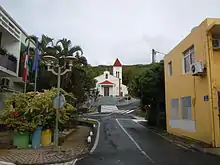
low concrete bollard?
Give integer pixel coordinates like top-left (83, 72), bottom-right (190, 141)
top-left (87, 136), bottom-right (91, 143)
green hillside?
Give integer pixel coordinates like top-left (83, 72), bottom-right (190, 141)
top-left (91, 64), bottom-right (151, 86)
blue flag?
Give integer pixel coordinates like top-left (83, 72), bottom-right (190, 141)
top-left (32, 40), bottom-right (40, 72)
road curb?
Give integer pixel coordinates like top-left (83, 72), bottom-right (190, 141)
top-left (90, 120), bottom-right (100, 154)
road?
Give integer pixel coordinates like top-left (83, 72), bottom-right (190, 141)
top-left (76, 112), bottom-right (220, 165)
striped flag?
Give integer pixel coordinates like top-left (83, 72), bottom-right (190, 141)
top-left (22, 48), bottom-right (29, 82)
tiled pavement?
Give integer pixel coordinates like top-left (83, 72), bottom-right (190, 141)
top-left (0, 159), bottom-right (77, 165)
top-left (0, 127), bottom-right (90, 165)
top-left (0, 147), bottom-right (86, 165)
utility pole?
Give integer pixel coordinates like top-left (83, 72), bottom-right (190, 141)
top-left (152, 49), bottom-right (156, 63)
top-left (152, 49), bottom-right (166, 63)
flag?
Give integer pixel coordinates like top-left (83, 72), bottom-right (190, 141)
top-left (22, 48), bottom-right (29, 82)
top-left (32, 40), bottom-right (40, 72)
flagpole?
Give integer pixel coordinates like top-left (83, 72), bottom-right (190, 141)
top-left (24, 81), bottom-right (27, 93)
top-left (34, 69), bottom-right (37, 92)
top-left (33, 39), bottom-right (39, 92)
top-left (24, 42), bottom-right (30, 93)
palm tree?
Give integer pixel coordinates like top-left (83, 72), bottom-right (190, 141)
top-left (24, 35), bottom-right (95, 104)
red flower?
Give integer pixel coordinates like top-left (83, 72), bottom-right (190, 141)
top-left (12, 111), bottom-right (19, 117)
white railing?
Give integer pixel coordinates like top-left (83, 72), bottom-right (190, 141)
top-left (0, 11), bottom-right (21, 40)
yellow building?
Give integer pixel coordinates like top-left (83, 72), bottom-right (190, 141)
top-left (164, 18), bottom-right (220, 147)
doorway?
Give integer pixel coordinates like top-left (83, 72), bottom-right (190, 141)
top-left (104, 87), bottom-right (109, 96)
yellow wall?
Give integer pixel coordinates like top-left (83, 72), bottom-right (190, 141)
top-left (164, 19), bottom-right (213, 144)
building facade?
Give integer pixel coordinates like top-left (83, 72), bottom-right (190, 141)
top-left (164, 18), bottom-right (220, 147)
top-left (0, 6), bottom-right (34, 110)
top-left (94, 58), bottom-right (128, 97)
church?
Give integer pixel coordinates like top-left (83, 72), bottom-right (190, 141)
top-left (94, 59), bottom-right (128, 97)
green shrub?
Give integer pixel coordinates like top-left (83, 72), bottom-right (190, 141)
top-left (1, 88), bottom-right (76, 132)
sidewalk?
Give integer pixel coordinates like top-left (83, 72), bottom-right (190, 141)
top-left (0, 126), bottom-right (90, 165)
top-left (138, 121), bottom-right (220, 156)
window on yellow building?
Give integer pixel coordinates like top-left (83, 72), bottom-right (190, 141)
top-left (168, 61), bottom-right (172, 76)
top-left (181, 96), bottom-right (192, 120)
top-left (171, 99), bottom-right (179, 119)
top-left (183, 46), bottom-right (195, 73)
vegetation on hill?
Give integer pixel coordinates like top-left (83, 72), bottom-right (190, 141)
top-left (91, 64), bottom-right (150, 86)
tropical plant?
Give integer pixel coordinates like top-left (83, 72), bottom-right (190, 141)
top-left (1, 92), bottom-right (39, 132)
top-left (1, 88), bottom-right (76, 132)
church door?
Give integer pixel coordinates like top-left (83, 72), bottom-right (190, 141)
top-left (104, 87), bottom-right (109, 96)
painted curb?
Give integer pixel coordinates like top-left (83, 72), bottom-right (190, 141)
top-left (90, 120), bottom-right (100, 154)
top-left (0, 161), bottom-right (15, 165)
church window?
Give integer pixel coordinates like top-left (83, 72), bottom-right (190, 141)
top-left (116, 71), bottom-right (120, 78)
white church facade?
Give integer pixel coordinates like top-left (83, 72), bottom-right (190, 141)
top-left (94, 59), bottom-right (128, 97)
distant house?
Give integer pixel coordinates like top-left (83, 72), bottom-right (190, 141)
top-left (164, 18), bottom-right (220, 147)
top-left (94, 58), bottom-right (128, 97)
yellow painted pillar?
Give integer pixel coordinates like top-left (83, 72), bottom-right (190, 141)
top-left (206, 32), bottom-right (220, 147)
top-left (206, 33), bottom-right (216, 147)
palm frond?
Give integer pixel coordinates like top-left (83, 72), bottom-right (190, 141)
top-left (25, 35), bottom-right (38, 45)
top-left (69, 46), bottom-right (83, 56)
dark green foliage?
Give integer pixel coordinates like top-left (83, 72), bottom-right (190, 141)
top-left (129, 61), bottom-right (166, 128)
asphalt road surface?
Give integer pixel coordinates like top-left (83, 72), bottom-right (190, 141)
top-left (76, 112), bottom-right (220, 165)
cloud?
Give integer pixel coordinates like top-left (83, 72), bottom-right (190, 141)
top-left (1, 0), bottom-right (220, 66)
top-left (111, 34), bottom-right (175, 65)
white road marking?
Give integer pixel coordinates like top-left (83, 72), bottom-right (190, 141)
top-left (132, 119), bottom-right (146, 123)
top-left (90, 120), bottom-right (101, 153)
top-left (116, 119), bottom-right (154, 164)
top-left (126, 110), bottom-right (135, 114)
top-left (88, 112), bottom-right (113, 117)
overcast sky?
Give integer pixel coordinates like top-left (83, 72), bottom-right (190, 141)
top-left (1, 0), bottom-right (220, 65)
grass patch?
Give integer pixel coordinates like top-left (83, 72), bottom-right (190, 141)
top-left (135, 110), bottom-right (146, 117)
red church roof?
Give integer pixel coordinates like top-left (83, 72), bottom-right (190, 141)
top-left (113, 58), bottom-right (122, 67)
top-left (100, 80), bottom-right (114, 85)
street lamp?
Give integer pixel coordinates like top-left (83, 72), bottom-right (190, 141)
top-left (43, 54), bottom-right (74, 147)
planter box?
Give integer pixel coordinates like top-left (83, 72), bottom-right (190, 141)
top-left (0, 54), bottom-right (17, 73)
top-left (0, 54), bottom-right (8, 68)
